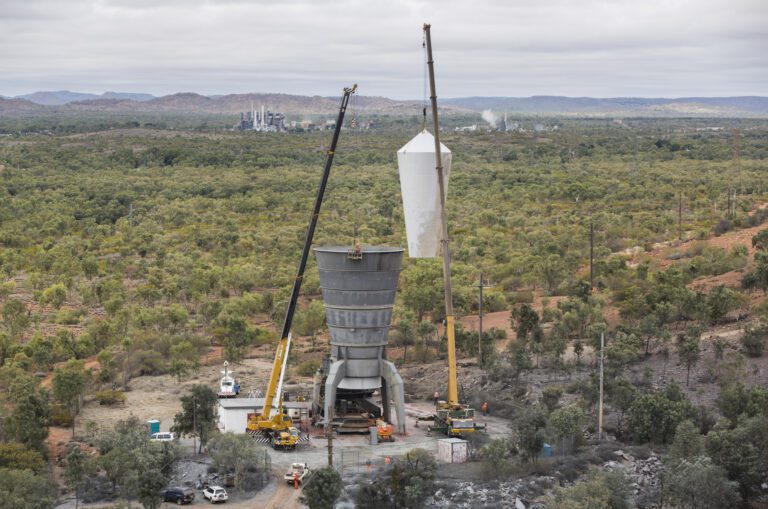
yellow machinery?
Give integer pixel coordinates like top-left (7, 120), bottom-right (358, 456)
top-left (376, 420), bottom-right (395, 442)
top-left (271, 427), bottom-right (300, 450)
top-left (422, 24), bottom-right (485, 437)
top-left (245, 85), bottom-right (357, 446)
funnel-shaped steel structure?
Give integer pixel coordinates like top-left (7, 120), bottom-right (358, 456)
top-left (314, 246), bottom-right (406, 433)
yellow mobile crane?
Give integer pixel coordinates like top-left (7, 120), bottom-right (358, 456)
top-left (422, 24), bottom-right (485, 437)
top-left (246, 84), bottom-right (358, 447)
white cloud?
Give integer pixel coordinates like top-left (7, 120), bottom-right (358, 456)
top-left (0, 0), bottom-right (766, 97)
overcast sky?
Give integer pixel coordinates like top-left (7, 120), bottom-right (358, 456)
top-left (1, 0), bottom-right (766, 98)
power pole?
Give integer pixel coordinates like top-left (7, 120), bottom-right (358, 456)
top-left (589, 212), bottom-right (594, 290)
top-left (476, 273), bottom-right (492, 364)
top-left (326, 407), bottom-right (334, 467)
top-left (598, 332), bottom-right (605, 441)
top-left (678, 191), bottom-right (682, 241)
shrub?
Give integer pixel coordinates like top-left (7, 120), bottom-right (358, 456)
top-left (296, 360), bottom-right (319, 377)
top-left (713, 219), bottom-right (732, 236)
top-left (507, 290), bottom-right (534, 305)
top-left (51, 404), bottom-right (74, 427)
top-left (741, 325), bottom-right (765, 357)
top-left (95, 389), bottom-right (127, 406)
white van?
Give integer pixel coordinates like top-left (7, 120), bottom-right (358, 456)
top-left (150, 432), bottom-right (176, 441)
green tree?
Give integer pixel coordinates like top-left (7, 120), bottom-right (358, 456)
top-left (3, 386), bottom-right (50, 452)
top-left (215, 309), bottom-right (256, 362)
top-left (397, 316), bottom-right (418, 365)
top-left (0, 468), bottom-right (57, 509)
top-left (668, 420), bottom-right (703, 463)
top-left (401, 261), bottom-right (443, 321)
top-left (168, 340), bottom-right (199, 382)
top-left (664, 456), bottom-right (740, 509)
top-left (137, 467), bottom-right (167, 509)
top-left (52, 359), bottom-right (88, 437)
top-left (549, 405), bottom-right (584, 455)
top-left (294, 300), bottom-right (326, 349)
top-left (390, 448), bottom-right (438, 509)
top-left (627, 383), bottom-right (692, 444)
top-left (607, 377), bottom-right (637, 436)
top-left (64, 445), bottom-right (93, 509)
top-left (705, 285), bottom-right (739, 324)
top-left (41, 283), bottom-right (67, 309)
top-left (206, 433), bottom-right (269, 491)
top-left (740, 323), bottom-right (765, 357)
top-left (751, 229), bottom-right (768, 251)
top-left (537, 254), bottom-right (567, 295)
top-left (508, 341), bottom-right (533, 384)
top-left (100, 447), bottom-right (135, 492)
top-left (510, 303), bottom-right (540, 342)
top-left (300, 466), bottom-right (343, 509)
top-left (515, 408), bottom-right (547, 463)
top-left (2, 298), bottom-right (30, 340)
top-left (171, 384), bottom-right (218, 453)
top-left (706, 425), bottom-right (761, 501)
top-left (677, 326), bottom-right (702, 385)
top-left (478, 437), bottom-right (516, 477)
top-left (541, 386), bottom-right (563, 414)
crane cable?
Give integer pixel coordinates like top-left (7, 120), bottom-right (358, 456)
top-left (422, 31), bottom-right (428, 131)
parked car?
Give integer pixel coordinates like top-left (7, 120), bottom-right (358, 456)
top-left (203, 485), bottom-right (228, 503)
top-left (162, 486), bottom-right (195, 505)
top-left (150, 432), bottom-right (175, 441)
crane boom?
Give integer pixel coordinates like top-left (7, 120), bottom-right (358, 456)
top-left (252, 84), bottom-right (357, 431)
top-left (423, 24), bottom-right (458, 406)
top-left (421, 24), bottom-right (485, 437)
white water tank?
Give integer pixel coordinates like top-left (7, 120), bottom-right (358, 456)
top-left (396, 130), bottom-right (452, 258)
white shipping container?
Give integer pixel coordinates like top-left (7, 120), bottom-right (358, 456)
top-left (437, 438), bottom-right (468, 463)
top-left (397, 130), bottom-right (452, 258)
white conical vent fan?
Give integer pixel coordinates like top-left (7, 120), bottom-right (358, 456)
top-left (396, 129), bottom-right (452, 258)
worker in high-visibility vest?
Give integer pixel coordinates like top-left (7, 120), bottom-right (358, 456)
top-left (294, 472), bottom-right (299, 490)
top-left (481, 401), bottom-right (489, 416)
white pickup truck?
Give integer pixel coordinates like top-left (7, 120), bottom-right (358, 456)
top-left (284, 462), bottom-right (310, 485)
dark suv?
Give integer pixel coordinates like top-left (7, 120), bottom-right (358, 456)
top-left (162, 486), bottom-right (195, 505)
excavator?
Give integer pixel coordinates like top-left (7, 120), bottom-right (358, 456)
top-left (246, 84), bottom-right (357, 448)
top-left (420, 24), bottom-right (485, 438)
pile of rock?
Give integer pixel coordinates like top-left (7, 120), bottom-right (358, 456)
top-left (602, 449), bottom-right (663, 505)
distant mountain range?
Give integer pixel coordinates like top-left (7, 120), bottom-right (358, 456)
top-left (12, 90), bottom-right (155, 106)
top-left (441, 96), bottom-right (768, 116)
top-left (1, 90), bottom-right (767, 117)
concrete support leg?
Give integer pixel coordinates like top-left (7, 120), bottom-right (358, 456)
top-left (323, 360), bottom-right (346, 430)
top-left (380, 360), bottom-right (406, 434)
top-left (311, 370), bottom-right (323, 420)
top-left (380, 379), bottom-right (391, 424)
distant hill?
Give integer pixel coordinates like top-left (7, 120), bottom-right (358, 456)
top-left (441, 96), bottom-right (768, 116)
top-left (20, 91), bottom-right (442, 116)
top-left (16, 90), bottom-right (155, 105)
top-left (3, 90), bottom-right (767, 117)
top-left (0, 97), bottom-right (46, 113)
